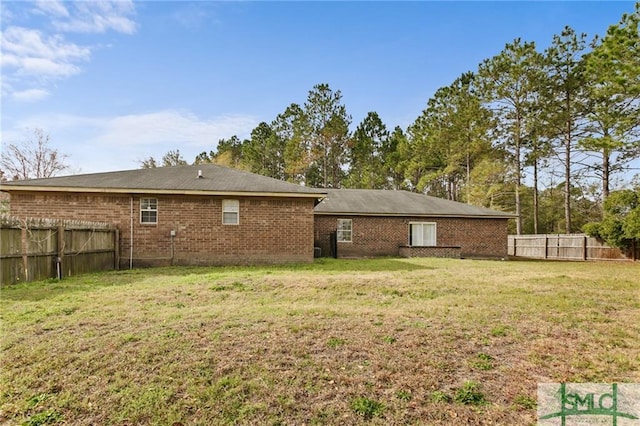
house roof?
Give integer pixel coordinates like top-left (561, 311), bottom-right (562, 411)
top-left (0, 164), bottom-right (326, 198)
top-left (314, 189), bottom-right (517, 218)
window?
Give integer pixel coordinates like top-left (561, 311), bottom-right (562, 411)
top-left (222, 199), bottom-right (239, 225)
top-left (337, 219), bottom-right (352, 242)
top-left (409, 222), bottom-right (436, 246)
top-left (140, 198), bottom-right (158, 224)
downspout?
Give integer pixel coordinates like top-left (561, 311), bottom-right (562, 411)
top-left (130, 196), bottom-right (134, 269)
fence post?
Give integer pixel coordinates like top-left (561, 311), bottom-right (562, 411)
top-left (544, 235), bottom-right (548, 259)
top-left (114, 229), bottom-right (120, 270)
top-left (57, 225), bottom-right (65, 279)
top-left (21, 226), bottom-right (28, 282)
top-left (583, 235), bottom-right (588, 261)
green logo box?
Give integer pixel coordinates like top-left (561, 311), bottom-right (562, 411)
top-left (538, 383), bottom-right (640, 425)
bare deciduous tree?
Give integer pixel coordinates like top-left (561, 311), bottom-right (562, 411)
top-left (1, 128), bottom-right (69, 180)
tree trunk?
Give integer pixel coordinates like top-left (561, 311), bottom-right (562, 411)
top-left (466, 151), bottom-right (471, 203)
top-left (564, 126), bottom-right (572, 234)
top-left (514, 115), bottom-right (523, 235)
top-left (602, 147), bottom-right (610, 199)
top-left (533, 158), bottom-right (539, 234)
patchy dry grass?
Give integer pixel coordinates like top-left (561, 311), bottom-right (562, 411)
top-left (1, 258), bottom-right (638, 425)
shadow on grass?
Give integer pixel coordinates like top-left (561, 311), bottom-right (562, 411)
top-left (1, 257), bottom-right (433, 302)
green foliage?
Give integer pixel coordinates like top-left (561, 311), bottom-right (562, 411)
top-left (624, 207), bottom-right (640, 240)
top-left (471, 353), bottom-right (494, 370)
top-left (351, 396), bottom-right (385, 419)
top-left (212, 136), bottom-right (246, 169)
top-left (490, 325), bottom-right (509, 337)
top-left (582, 222), bottom-right (602, 239)
top-left (382, 336), bottom-right (397, 344)
top-left (582, 3), bottom-right (640, 197)
top-left (243, 122), bottom-right (286, 180)
top-left (383, 126), bottom-right (410, 190)
top-left (454, 381), bottom-right (486, 405)
top-left (477, 38), bottom-right (546, 232)
top-left (274, 103), bottom-right (310, 183)
top-left (584, 189), bottom-right (640, 248)
top-left (344, 112), bottom-right (389, 189)
top-left (22, 409), bottom-right (62, 426)
top-left (543, 26), bottom-right (589, 233)
top-left (513, 394), bottom-right (537, 410)
top-left (326, 337), bottom-right (346, 348)
top-left (139, 156), bottom-right (158, 168)
top-left (26, 393), bottom-right (49, 409)
top-left (303, 83), bottom-right (352, 188)
top-left (430, 391), bottom-right (452, 403)
top-left (161, 149), bottom-right (187, 167)
top-left (395, 390), bottom-right (412, 401)
top-left (407, 72), bottom-right (495, 200)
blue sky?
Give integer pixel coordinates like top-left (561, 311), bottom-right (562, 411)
top-left (1, 1), bottom-right (637, 176)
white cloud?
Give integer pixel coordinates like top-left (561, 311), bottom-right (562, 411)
top-left (53, 1), bottom-right (137, 34)
top-left (1, 26), bottom-right (90, 79)
top-left (12, 88), bottom-right (50, 102)
top-left (3, 110), bottom-right (260, 173)
top-left (0, 1), bottom-right (137, 102)
top-left (94, 111), bottom-right (257, 147)
top-left (33, 0), bottom-right (69, 18)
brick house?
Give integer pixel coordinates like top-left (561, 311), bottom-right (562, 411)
top-left (1, 165), bottom-right (326, 268)
top-left (314, 189), bottom-right (516, 259)
top-left (1, 166), bottom-right (515, 266)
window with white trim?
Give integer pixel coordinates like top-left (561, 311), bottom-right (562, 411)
top-left (337, 219), bottom-right (352, 242)
top-left (409, 222), bottom-right (436, 246)
top-left (222, 199), bottom-right (239, 225)
top-left (140, 198), bottom-right (158, 224)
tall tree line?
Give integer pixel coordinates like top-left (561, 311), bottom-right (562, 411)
top-left (152, 4), bottom-right (639, 234)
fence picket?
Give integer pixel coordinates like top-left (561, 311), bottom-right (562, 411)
top-left (0, 215), bottom-right (117, 285)
top-left (508, 234), bottom-right (638, 261)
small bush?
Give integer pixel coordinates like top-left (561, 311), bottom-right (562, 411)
top-left (513, 394), bottom-right (536, 410)
top-left (471, 353), bottom-right (494, 370)
top-left (23, 409), bottom-right (62, 426)
top-left (351, 396), bottom-right (384, 420)
top-left (430, 390), bottom-right (451, 403)
top-left (454, 381), bottom-right (486, 405)
top-left (395, 390), bottom-right (412, 401)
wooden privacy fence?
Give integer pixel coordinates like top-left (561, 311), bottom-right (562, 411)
top-left (1, 216), bottom-right (119, 285)
top-left (508, 234), bottom-right (639, 261)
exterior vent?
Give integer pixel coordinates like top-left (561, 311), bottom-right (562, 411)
top-left (197, 169), bottom-right (203, 178)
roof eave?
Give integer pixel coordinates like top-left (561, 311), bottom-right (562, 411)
top-left (313, 211), bottom-right (517, 219)
top-left (1, 185), bottom-right (326, 198)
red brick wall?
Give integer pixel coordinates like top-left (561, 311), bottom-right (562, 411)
top-left (9, 192), bottom-right (316, 267)
top-left (314, 215), bottom-right (509, 259)
top-left (398, 246), bottom-right (462, 259)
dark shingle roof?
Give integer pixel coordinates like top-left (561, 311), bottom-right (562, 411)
top-left (0, 164), bottom-right (325, 197)
top-left (314, 189), bottom-right (516, 218)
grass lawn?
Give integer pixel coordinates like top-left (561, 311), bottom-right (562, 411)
top-left (1, 258), bottom-right (638, 425)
